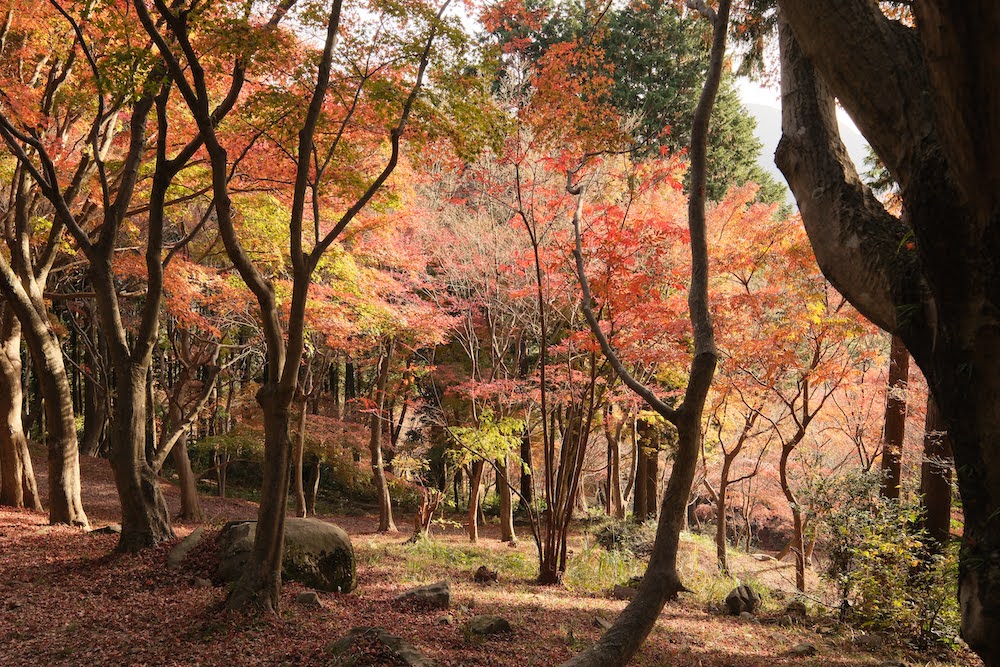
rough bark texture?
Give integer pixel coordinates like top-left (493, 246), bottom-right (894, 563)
top-left (920, 394), bottom-right (953, 551)
top-left (108, 371), bottom-right (174, 552)
top-left (497, 457), bottom-right (515, 543)
top-left (880, 335), bottom-right (909, 499)
top-left (0, 311), bottom-right (41, 511)
top-left (371, 342), bottom-right (396, 534)
top-left (774, 3), bottom-right (1000, 661)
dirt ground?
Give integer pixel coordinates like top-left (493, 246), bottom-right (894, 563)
top-left (0, 447), bottom-right (979, 666)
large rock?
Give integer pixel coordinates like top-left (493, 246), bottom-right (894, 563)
top-left (725, 584), bottom-right (761, 615)
top-left (394, 581), bottom-right (450, 609)
top-left (327, 627), bottom-right (433, 667)
top-left (216, 518), bottom-right (356, 593)
top-left (466, 615), bottom-right (512, 636)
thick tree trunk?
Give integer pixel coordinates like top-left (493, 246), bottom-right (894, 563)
top-left (919, 394), bottom-right (952, 550)
top-left (108, 371), bottom-right (174, 551)
top-left (633, 419), bottom-right (652, 520)
top-left (32, 326), bottom-right (88, 527)
top-left (0, 314), bottom-right (41, 511)
top-left (227, 384), bottom-right (294, 612)
top-left (497, 457), bottom-right (515, 543)
top-left (880, 335), bottom-right (909, 499)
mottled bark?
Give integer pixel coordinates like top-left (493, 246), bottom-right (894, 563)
top-left (774, 4), bottom-right (1000, 660)
top-left (880, 335), bottom-right (909, 499)
top-left (0, 311), bottom-right (41, 511)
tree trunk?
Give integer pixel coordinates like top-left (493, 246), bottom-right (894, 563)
top-left (779, 443), bottom-right (806, 592)
top-left (715, 458), bottom-right (732, 574)
top-left (467, 460), bottom-right (484, 543)
top-left (498, 457), bottom-right (515, 543)
top-left (633, 418), bottom-right (652, 520)
top-left (0, 312), bottom-right (42, 511)
top-left (226, 384), bottom-right (294, 612)
top-left (919, 393), bottom-right (952, 551)
top-left (371, 342), bottom-right (396, 533)
top-left (170, 398), bottom-right (203, 523)
top-left (293, 398), bottom-right (307, 518)
top-left (644, 436), bottom-right (658, 520)
top-left (31, 324), bottom-right (88, 527)
top-left (108, 370), bottom-right (174, 551)
top-left (304, 454), bottom-right (320, 516)
top-left (518, 426), bottom-right (533, 507)
top-left (880, 335), bottom-right (909, 499)
top-left (604, 412), bottom-right (625, 520)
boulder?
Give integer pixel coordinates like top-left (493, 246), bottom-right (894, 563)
top-left (789, 643), bottom-right (817, 657)
top-left (466, 615), bottom-right (512, 636)
top-left (611, 584), bottom-right (637, 600)
top-left (216, 518), bottom-right (356, 593)
top-left (167, 527), bottom-right (204, 568)
top-left (327, 627), bottom-right (433, 667)
top-left (89, 524), bottom-right (121, 536)
top-left (725, 584), bottom-right (761, 615)
top-left (473, 566), bottom-right (498, 585)
top-left (394, 581), bottom-right (450, 609)
top-left (296, 591), bottom-right (322, 607)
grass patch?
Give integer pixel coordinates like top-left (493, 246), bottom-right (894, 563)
top-left (397, 537), bottom-right (534, 583)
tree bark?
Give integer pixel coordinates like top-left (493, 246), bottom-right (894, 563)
top-left (773, 6), bottom-right (1000, 659)
top-left (919, 393), bottom-right (952, 551)
top-left (108, 370), bottom-right (174, 551)
top-left (497, 457), bottom-right (515, 542)
top-left (467, 460), bottom-right (484, 543)
top-left (170, 399), bottom-right (203, 523)
top-left (0, 310), bottom-right (42, 511)
top-left (880, 335), bottom-right (909, 499)
top-left (371, 340), bottom-right (397, 533)
top-left (293, 397), bottom-right (307, 518)
top-left (562, 1), bottom-right (725, 661)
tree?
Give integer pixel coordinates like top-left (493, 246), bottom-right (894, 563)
top-left (773, 2), bottom-right (1000, 660)
top-left (563, 1), bottom-right (728, 663)
top-left (135, 0), bottom-right (455, 610)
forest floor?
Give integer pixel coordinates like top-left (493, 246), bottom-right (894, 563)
top-left (0, 448), bottom-right (979, 667)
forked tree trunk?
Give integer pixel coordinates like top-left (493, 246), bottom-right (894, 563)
top-left (498, 457), bottom-right (515, 543)
top-left (0, 313), bottom-right (41, 511)
top-left (108, 371), bottom-right (174, 552)
top-left (880, 335), bottom-right (909, 499)
top-left (467, 460), bottom-right (484, 543)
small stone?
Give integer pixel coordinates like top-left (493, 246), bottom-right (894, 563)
top-left (89, 524), bottom-right (122, 535)
top-left (193, 577), bottom-right (212, 588)
top-left (777, 614), bottom-right (795, 627)
top-left (789, 642), bottom-right (817, 657)
top-left (327, 627), bottom-right (433, 666)
top-left (784, 600), bottom-right (807, 618)
top-left (739, 611), bottom-right (755, 621)
top-left (594, 616), bottom-right (613, 630)
top-left (395, 581), bottom-right (450, 609)
top-left (473, 566), bottom-right (498, 585)
top-left (612, 584), bottom-right (637, 600)
top-left (855, 633), bottom-right (883, 650)
top-left (436, 614), bottom-right (455, 626)
top-left (457, 604), bottom-right (471, 614)
top-left (296, 591), bottom-right (322, 607)
top-left (467, 615), bottom-right (512, 636)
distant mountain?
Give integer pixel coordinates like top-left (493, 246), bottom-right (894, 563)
top-left (744, 102), bottom-right (871, 204)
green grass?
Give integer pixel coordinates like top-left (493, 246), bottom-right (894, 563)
top-left (396, 537), bottom-right (535, 583)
